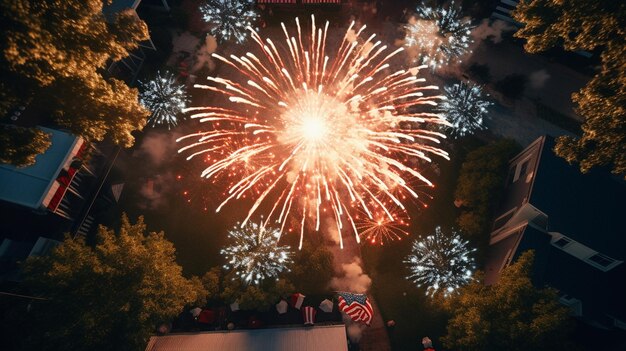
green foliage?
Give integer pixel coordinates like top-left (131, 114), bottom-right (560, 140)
top-left (0, 126), bottom-right (51, 166)
top-left (455, 139), bottom-right (520, 241)
top-left (513, 0), bottom-right (626, 177)
top-left (442, 251), bottom-right (575, 351)
top-left (0, 0), bottom-right (150, 166)
top-left (18, 214), bottom-right (205, 351)
top-left (221, 271), bottom-right (294, 311)
top-left (201, 266), bottom-right (222, 298)
top-left (288, 244), bottom-right (334, 294)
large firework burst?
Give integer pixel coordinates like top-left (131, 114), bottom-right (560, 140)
top-left (405, 1), bottom-right (473, 69)
top-left (437, 81), bottom-right (492, 138)
top-left (178, 16), bottom-right (450, 249)
top-left (404, 226), bottom-right (475, 297)
top-left (139, 71), bottom-right (188, 129)
top-left (200, 0), bottom-right (258, 43)
top-left (221, 221), bottom-right (293, 285)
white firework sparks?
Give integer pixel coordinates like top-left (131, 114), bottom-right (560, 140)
top-left (221, 221), bottom-right (293, 285)
top-left (404, 226), bottom-right (475, 297)
top-left (405, 1), bottom-right (473, 69)
top-left (200, 0), bottom-right (258, 43)
top-left (178, 16), bottom-right (450, 249)
top-left (438, 81), bottom-right (492, 138)
top-left (139, 71), bottom-right (188, 129)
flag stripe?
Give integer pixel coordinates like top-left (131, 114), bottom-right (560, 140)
top-left (337, 292), bottom-right (373, 325)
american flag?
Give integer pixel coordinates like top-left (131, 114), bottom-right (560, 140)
top-left (337, 292), bottom-right (373, 325)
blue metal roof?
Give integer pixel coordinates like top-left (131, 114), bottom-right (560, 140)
top-left (102, 0), bottom-right (141, 20)
top-left (0, 127), bottom-right (79, 209)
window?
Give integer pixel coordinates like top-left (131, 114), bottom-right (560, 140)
top-left (588, 253), bottom-right (615, 267)
top-left (513, 158), bottom-right (531, 182)
top-left (519, 160), bottom-right (529, 177)
top-left (493, 210), bottom-right (516, 230)
top-left (553, 237), bottom-right (572, 248)
top-left (506, 167), bottom-right (515, 185)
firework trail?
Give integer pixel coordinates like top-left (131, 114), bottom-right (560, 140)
top-left (178, 16), bottom-right (450, 248)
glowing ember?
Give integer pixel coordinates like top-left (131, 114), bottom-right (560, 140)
top-left (178, 16), bottom-right (450, 248)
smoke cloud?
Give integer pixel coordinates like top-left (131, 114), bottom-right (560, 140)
top-left (192, 34), bottom-right (218, 73)
top-left (345, 315), bottom-right (367, 343)
top-left (471, 19), bottom-right (514, 45)
top-left (138, 171), bottom-right (175, 210)
top-left (136, 130), bottom-right (182, 167)
top-left (529, 69), bottom-right (550, 90)
top-left (331, 257), bottom-right (372, 294)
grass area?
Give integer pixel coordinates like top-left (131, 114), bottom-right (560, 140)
top-left (361, 137), bottom-right (485, 350)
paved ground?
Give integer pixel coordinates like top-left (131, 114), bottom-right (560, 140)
top-left (467, 41), bottom-right (590, 121)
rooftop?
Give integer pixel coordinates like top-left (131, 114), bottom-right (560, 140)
top-left (0, 127), bottom-right (80, 209)
top-left (145, 324), bottom-right (348, 351)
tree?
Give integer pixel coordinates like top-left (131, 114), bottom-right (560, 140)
top-left (0, 126), bottom-right (51, 166)
top-left (201, 266), bottom-right (222, 298)
top-left (17, 214), bottom-right (206, 351)
top-left (221, 271), bottom-right (294, 311)
top-left (442, 251), bottom-right (575, 351)
top-left (288, 244), bottom-right (334, 294)
top-left (455, 139), bottom-right (520, 242)
top-left (513, 0), bottom-right (626, 177)
top-left (0, 0), bottom-right (150, 166)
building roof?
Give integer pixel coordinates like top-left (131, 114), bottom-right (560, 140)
top-left (529, 137), bottom-right (626, 258)
top-left (486, 135), bottom-right (626, 326)
top-left (145, 325), bottom-right (348, 351)
top-left (102, 0), bottom-right (141, 18)
top-left (0, 127), bottom-right (79, 209)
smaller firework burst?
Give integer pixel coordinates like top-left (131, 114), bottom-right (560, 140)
top-left (221, 221), bottom-right (293, 285)
top-left (354, 201), bottom-right (410, 246)
top-left (438, 81), bottom-right (492, 138)
top-left (200, 0), bottom-right (258, 43)
top-left (405, 1), bottom-right (473, 69)
top-left (139, 71), bottom-right (188, 129)
top-left (404, 226), bottom-right (475, 297)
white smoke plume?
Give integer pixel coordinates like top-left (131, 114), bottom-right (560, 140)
top-left (345, 316), bottom-right (367, 343)
top-left (331, 257), bottom-right (372, 294)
